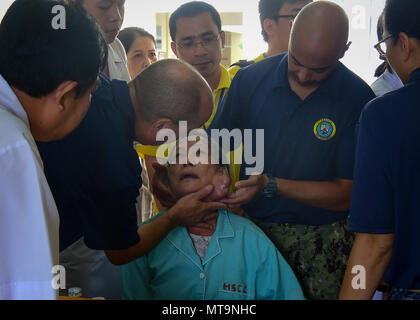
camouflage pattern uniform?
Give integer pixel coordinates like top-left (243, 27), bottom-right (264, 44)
top-left (253, 218), bottom-right (354, 300)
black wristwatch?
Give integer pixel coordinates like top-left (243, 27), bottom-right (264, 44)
top-left (261, 173), bottom-right (277, 198)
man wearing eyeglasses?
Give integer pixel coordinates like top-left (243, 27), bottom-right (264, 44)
top-left (168, 1), bottom-right (231, 130)
top-left (340, 0), bottom-right (420, 300)
top-left (260, 0), bottom-right (312, 58)
top-left (209, 1), bottom-right (375, 300)
top-left (137, 2), bottom-right (237, 207)
top-left (370, 12), bottom-right (403, 98)
top-left (230, 0), bottom-right (311, 78)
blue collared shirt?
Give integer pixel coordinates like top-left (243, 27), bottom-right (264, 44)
top-left (210, 53), bottom-right (375, 225)
top-left (37, 75), bottom-right (141, 251)
top-left (349, 68), bottom-right (420, 290)
top-left (121, 210), bottom-right (305, 300)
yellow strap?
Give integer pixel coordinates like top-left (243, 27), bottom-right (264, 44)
top-left (409, 289), bottom-right (420, 293)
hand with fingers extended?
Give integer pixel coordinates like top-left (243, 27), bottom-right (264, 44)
top-left (167, 184), bottom-right (227, 229)
top-left (221, 174), bottom-right (269, 208)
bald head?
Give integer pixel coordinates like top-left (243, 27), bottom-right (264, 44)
top-left (130, 59), bottom-right (212, 122)
top-left (290, 1), bottom-right (349, 64)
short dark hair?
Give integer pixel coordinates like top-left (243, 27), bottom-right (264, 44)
top-left (259, 0), bottom-right (309, 42)
top-left (131, 59), bottom-right (204, 122)
top-left (385, 0), bottom-right (420, 43)
top-left (169, 1), bottom-right (221, 42)
top-left (0, 0), bottom-right (107, 98)
top-left (118, 27), bottom-right (156, 54)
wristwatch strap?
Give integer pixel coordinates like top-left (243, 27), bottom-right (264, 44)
top-left (261, 173), bottom-right (277, 198)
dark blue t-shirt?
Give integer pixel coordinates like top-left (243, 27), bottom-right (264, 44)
top-left (210, 53), bottom-right (375, 225)
top-left (38, 75), bottom-right (141, 251)
top-left (349, 68), bottom-right (420, 290)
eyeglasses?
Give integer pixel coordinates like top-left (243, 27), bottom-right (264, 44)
top-left (273, 14), bottom-right (298, 21)
top-left (175, 34), bottom-right (221, 50)
top-left (374, 34), bottom-right (394, 59)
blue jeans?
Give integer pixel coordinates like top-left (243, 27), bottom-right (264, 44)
top-left (388, 288), bottom-right (420, 300)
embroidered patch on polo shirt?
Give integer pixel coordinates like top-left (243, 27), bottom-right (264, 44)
top-left (314, 118), bottom-right (336, 141)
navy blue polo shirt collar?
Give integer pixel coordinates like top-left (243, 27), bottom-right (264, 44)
top-left (272, 53), bottom-right (343, 99)
top-left (408, 67), bottom-right (420, 83)
top-left (272, 54), bottom-right (290, 89)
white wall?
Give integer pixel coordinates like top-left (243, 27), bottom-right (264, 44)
top-left (0, 0), bottom-right (15, 20)
top-left (1, 0), bottom-right (387, 84)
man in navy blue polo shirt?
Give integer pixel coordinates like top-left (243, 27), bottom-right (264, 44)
top-left (209, 1), bottom-right (375, 299)
top-left (37, 59), bottom-right (223, 299)
top-left (340, 0), bottom-right (420, 300)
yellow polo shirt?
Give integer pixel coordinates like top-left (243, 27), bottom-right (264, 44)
top-left (203, 65), bottom-right (233, 129)
top-left (228, 53), bottom-right (266, 79)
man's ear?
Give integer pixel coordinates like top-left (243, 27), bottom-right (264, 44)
top-left (150, 118), bottom-right (176, 141)
top-left (399, 32), bottom-right (412, 62)
top-left (220, 31), bottom-right (226, 49)
top-left (171, 42), bottom-right (179, 58)
top-left (339, 41), bottom-right (352, 59)
top-left (54, 81), bottom-right (79, 112)
top-left (263, 18), bottom-right (274, 38)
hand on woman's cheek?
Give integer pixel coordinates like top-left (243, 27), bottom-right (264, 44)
top-left (204, 168), bottom-right (231, 202)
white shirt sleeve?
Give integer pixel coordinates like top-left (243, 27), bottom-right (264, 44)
top-left (0, 139), bottom-right (59, 300)
top-left (108, 38), bottom-right (131, 82)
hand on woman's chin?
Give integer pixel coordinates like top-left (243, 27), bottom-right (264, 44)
top-left (203, 183), bottom-right (230, 202)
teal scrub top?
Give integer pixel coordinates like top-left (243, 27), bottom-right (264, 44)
top-left (122, 210), bottom-right (305, 300)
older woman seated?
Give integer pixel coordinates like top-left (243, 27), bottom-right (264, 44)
top-left (121, 133), bottom-right (305, 300)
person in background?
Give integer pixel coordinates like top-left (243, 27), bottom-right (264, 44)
top-left (229, 0), bottom-right (312, 76)
top-left (122, 134), bottom-right (305, 300)
top-left (371, 11), bottom-right (403, 97)
top-left (74, 0), bottom-right (130, 81)
top-left (340, 0), bottom-right (420, 300)
top-left (208, 1), bottom-right (375, 300)
top-left (118, 27), bottom-right (158, 80)
top-left (139, 1), bottom-right (238, 210)
top-left (0, 0), bottom-right (106, 300)
top-left (170, 1), bottom-right (231, 125)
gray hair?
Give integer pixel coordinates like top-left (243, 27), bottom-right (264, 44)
top-left (167, 129), bottom-right (229, 168)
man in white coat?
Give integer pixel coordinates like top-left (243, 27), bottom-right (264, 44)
top-left (0, 0), bottom-right (107, 300)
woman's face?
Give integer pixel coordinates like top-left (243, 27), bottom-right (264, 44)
top-left (167, 139), bottom-right (231, 201)
top-left (127, 35), bottom-right (158, 79)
